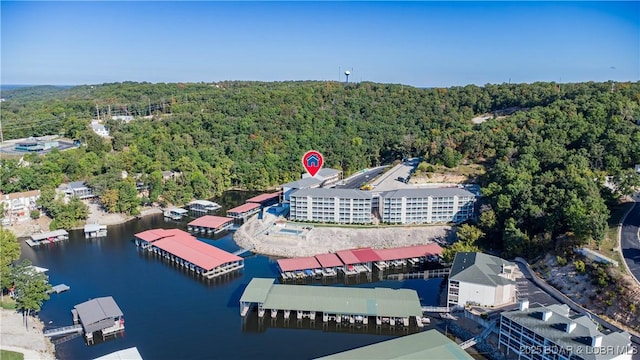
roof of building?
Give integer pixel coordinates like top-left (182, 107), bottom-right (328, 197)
top-left (302, 168), bottom-right (342, 180)
top-left (290, 188), bottom-right (372, 200)
top-left (280, 177), bottom-right (322, 190)
top-left (502, 304), bottom-right (632, 360)
top-left (68, 181), bottom-right (89, 190)
top-left (382, 187), bottom-right (475, 199)
top-left (167, 208), bottom-right (189, 214)
top-left (84, 224), bottom-right (107, 232)
top-left (351, 248), bottom-right (381, 263)
top-left (188, 215), bottom-right (233, 229)
top-left (74, 296), bottom-right (123, 333)
top-left (189, 200), bottom-right (219, 207)
top-left (0, 190), bottom-right (41, 201)
top-left (449, 252), bottom-right (516, 287)
top-left (240, 278), bottom-right (276, 304)
top-left (151, 230), bottom-right (242, 270)
top-left (30, 229), bottom-right (69, 241)
top-left (227, 202), bottom-right (261, 214)
top-left (246, 192), bottom-right (281, 204)
top-left (134, 228), bottom-right (185, 243)
top-left (93, 347), bottom-right (143, 360)
top-left (317, 329), bottom-right (474, 359)
top-left (315, 253), bottom-right (344, 268)
top-left (375, 244), bottom-right (443, 261)
top-left (240, 278), bottom-right (422, 318)
top-left (277, 257), bottom-right (322, 272)
top-left (336, 249), bottom-right (367, 265)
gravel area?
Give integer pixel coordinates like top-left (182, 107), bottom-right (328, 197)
top-left (0, 309), bottom-right (56, 360)
top-left (234, 213), bottom-right (452, 258)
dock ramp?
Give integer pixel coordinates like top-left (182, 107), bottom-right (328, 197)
top-left (421, 306), bottom-right (450, 313)
top-left (233, 247), bottom-right (254, 256)
top-left (44, 324), bottom-right (82, 337)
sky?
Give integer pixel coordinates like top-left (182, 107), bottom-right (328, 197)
top-left (1, 1), bottom-right (638, 87)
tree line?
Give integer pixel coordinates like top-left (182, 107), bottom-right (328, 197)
top-left (1, 80), bottom-right (639, 258)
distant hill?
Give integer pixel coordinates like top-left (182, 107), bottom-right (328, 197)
top-left (0, 85), bottom-right (73, 101)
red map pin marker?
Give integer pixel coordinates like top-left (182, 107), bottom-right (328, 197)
top-left (302, 150), bottom-right (324, 177)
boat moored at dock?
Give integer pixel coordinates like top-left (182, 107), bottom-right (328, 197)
top-left (163, 208), bottom-right (189, 220)
top-left (27, 229), bottom-right (69, 247)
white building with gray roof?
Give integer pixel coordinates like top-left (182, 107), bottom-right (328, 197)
top-left (500, 302), bottom-right (632, 360)
top-left (447, 252), bottom-right (517, 307)
top-left (380, 187), bottom-right (476, 224)
top-left (289, 188), bottom-right (372, 224)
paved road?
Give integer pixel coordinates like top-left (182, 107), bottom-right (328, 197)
top-left (621, 201), bottom-right (640, 285)
top-left (336, 166), bottom-right (387, 189)
top-left (515, 258), bottom-right (640, 351)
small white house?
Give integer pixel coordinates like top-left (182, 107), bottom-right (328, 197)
top-left (91, 120), bottom-right (110, 138)
top-left (447, 252), bottom-right (517, 308)
top-left (0, 190), bottom-right (41, 223)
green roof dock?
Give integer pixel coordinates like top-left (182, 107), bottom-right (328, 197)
top-left (240, 278), bottom-right (423, 327)
top-left (316, 329), bottom-right (474, 359)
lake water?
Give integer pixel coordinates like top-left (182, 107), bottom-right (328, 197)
top-left (19, 191), bottom-right (445, 360)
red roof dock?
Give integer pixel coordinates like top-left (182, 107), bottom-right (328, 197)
top-left (135, 229), bottom-right (244, 279)
top-left (315, 253), bottom-right (344, 268)
top-left (187, 215), bottom-right (233, 234)
top-left (227, 203), bottom-right (261, 219)
top-left (246, 192), bottom-right (281, 205)
top-left (277, 257), bottom-right (322, 272)
top-left (375, 244), bottom-right (443, 261)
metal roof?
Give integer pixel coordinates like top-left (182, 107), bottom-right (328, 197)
top-left (302, 168), bottom-right (342, 179)
top-left (227, 202), bottom-right (261, 214)
top-left (68, 181), bottom-right (89, 190)
top-left (351, 248), bottom-right (381, 263)
top-left (317, 329), bottom-right (474, 359)
top-left (240, 278), bottom-right (275, 304)
top-left (246, 192), bottom-right (281, 204)
top-left (152, 230), bottom-right (242, 270)
top-left (315, 253), bottom-right (344, 268)
top-left (375, 244), bottom-right (443, 261)
top-left (74, 297), bottom-right (123, 333)
top-left (84, 224), bottom-right (107, 233)
top-left (382, 187), bottom-right (475, 199)
top-left (134, 228), bottom-right (184, 243)
top-left (241, 279), bottom-right (422, 318)
top-left (336, 249), bottom-right (366, 265)
top-left (290, 188), bottom-right (372, 200)
top-left (280, 177), bottom-right (322, 189)
top-left (30, 229), bottom-right (69, 241)
top-left (188, 215), bottom-right (233, 229)
top-left (189, 200), bottom-right (219, 207)
top-left (502, 304), bottom-right (632, 360)
top-left (277, 257), bottom-right (322, 272)
top-left (449, 252), bottom-right (516, 287)
top-left (93, 347), bottom-right (143, 360)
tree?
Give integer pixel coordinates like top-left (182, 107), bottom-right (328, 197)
top-left (0, 228), bottom-right (21, 301)
top-left (456, 224), bottom-right (485, 244)
top-left (101, 189), bottom-right (120, 213)
top-left (442, 241), bottom-right (480, 263)
top-left (11, 259), bottom-right (51, 329)
top-left (0, 202), bottom-right (5, 220)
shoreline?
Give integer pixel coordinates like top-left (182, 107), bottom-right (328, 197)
top-left (233, 213), bottom-right (452, 258)
top-left (0, 308), bottom-right (56, 360)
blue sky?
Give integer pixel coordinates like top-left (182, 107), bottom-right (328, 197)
top-left (1, 1), bottom-right (638, 87)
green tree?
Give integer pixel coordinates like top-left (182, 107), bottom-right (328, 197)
top-left (0, 228), bottom-right (21, 301)
top-left (456, 224), bottom-right (485, 244)
top-left (442, 241), bottom-right (480, 263)
top-left (101, 189), bottom-right (120, 213)
top-left (11, 259), bottom-right (51, 329)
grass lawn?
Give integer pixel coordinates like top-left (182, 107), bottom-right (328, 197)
top-left (591, 201), bottom-right (635, 273)
top-left (0, 349), bottom-right (25, 360)
top-left (1, 297), bottom-right (17, 310)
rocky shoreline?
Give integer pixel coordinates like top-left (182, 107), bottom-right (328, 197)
top-left (234, 213), bottom-right (452, 258)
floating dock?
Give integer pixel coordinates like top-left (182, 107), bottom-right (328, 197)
top-left (226, 203), bottom-right (261, 221)
top-left (134, 228), bottom-right (244, 279)
top-left (246, 192), bottom-right (281, 206)
top-left (163, 208), bottom-right (188, 220)
top-left (240, 278), bottom-right (423, 328)
top-left (187, 215), bottom-right (233, 234)
top-left (27, 229), bottom-right (69, 247)
top-left (84, 224), bottom-right (107, 238)
top-left (93, 347), bottom-right (143, 360)
top-left (189, 200), bottom-right (221, 212)
top-left (277, 244), bottom-right (443, 280)
top-left (49, 284), bottom-right (70, 294)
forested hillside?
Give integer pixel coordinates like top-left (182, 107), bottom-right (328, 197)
top-left (1, 80), bottom-right (639, 257)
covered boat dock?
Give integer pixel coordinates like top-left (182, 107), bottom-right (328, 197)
top-left (134, 228), bottom-right (244, 279)
top-left (27, 229), bottom-right (69, 247)
top-left (277, 257), bottom-right (322, 279)
top-left (187, 215), bottom-right (233, 234)
top-left (84, 224), bottom-right (107, 238)
top-left (226, 203), bottom-right (261, 221)
top-left (189, 200), bottom-right (221, 212)
top-left (73, 296), bottom-right (124, 344)
top-left (163, 208), bottom-right (188, 220)
top-left (240, 278), bottom-right (423, 327)
top-left (246, 192), bottom-right (281, 206)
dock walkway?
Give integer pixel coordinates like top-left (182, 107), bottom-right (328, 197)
top-left (385, 267), bottom-right (450, 280)
top-left (44, 325), bottom-right (82, 337)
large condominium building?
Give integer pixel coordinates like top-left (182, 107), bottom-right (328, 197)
top-left (500, 302), bottom-right (633, 360)
top-left (380, 188), bottom-right (476, 224)
top-left (447, 252), bottom-right (517, 308)
top-left (289, 188), bottom-right (372, 224)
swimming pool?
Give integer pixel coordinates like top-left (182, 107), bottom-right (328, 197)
top-left (278, 228), bottom-right (303, 236)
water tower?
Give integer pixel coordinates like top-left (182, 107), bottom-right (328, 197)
top-left (344, 70), bottom-right (351, 83)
